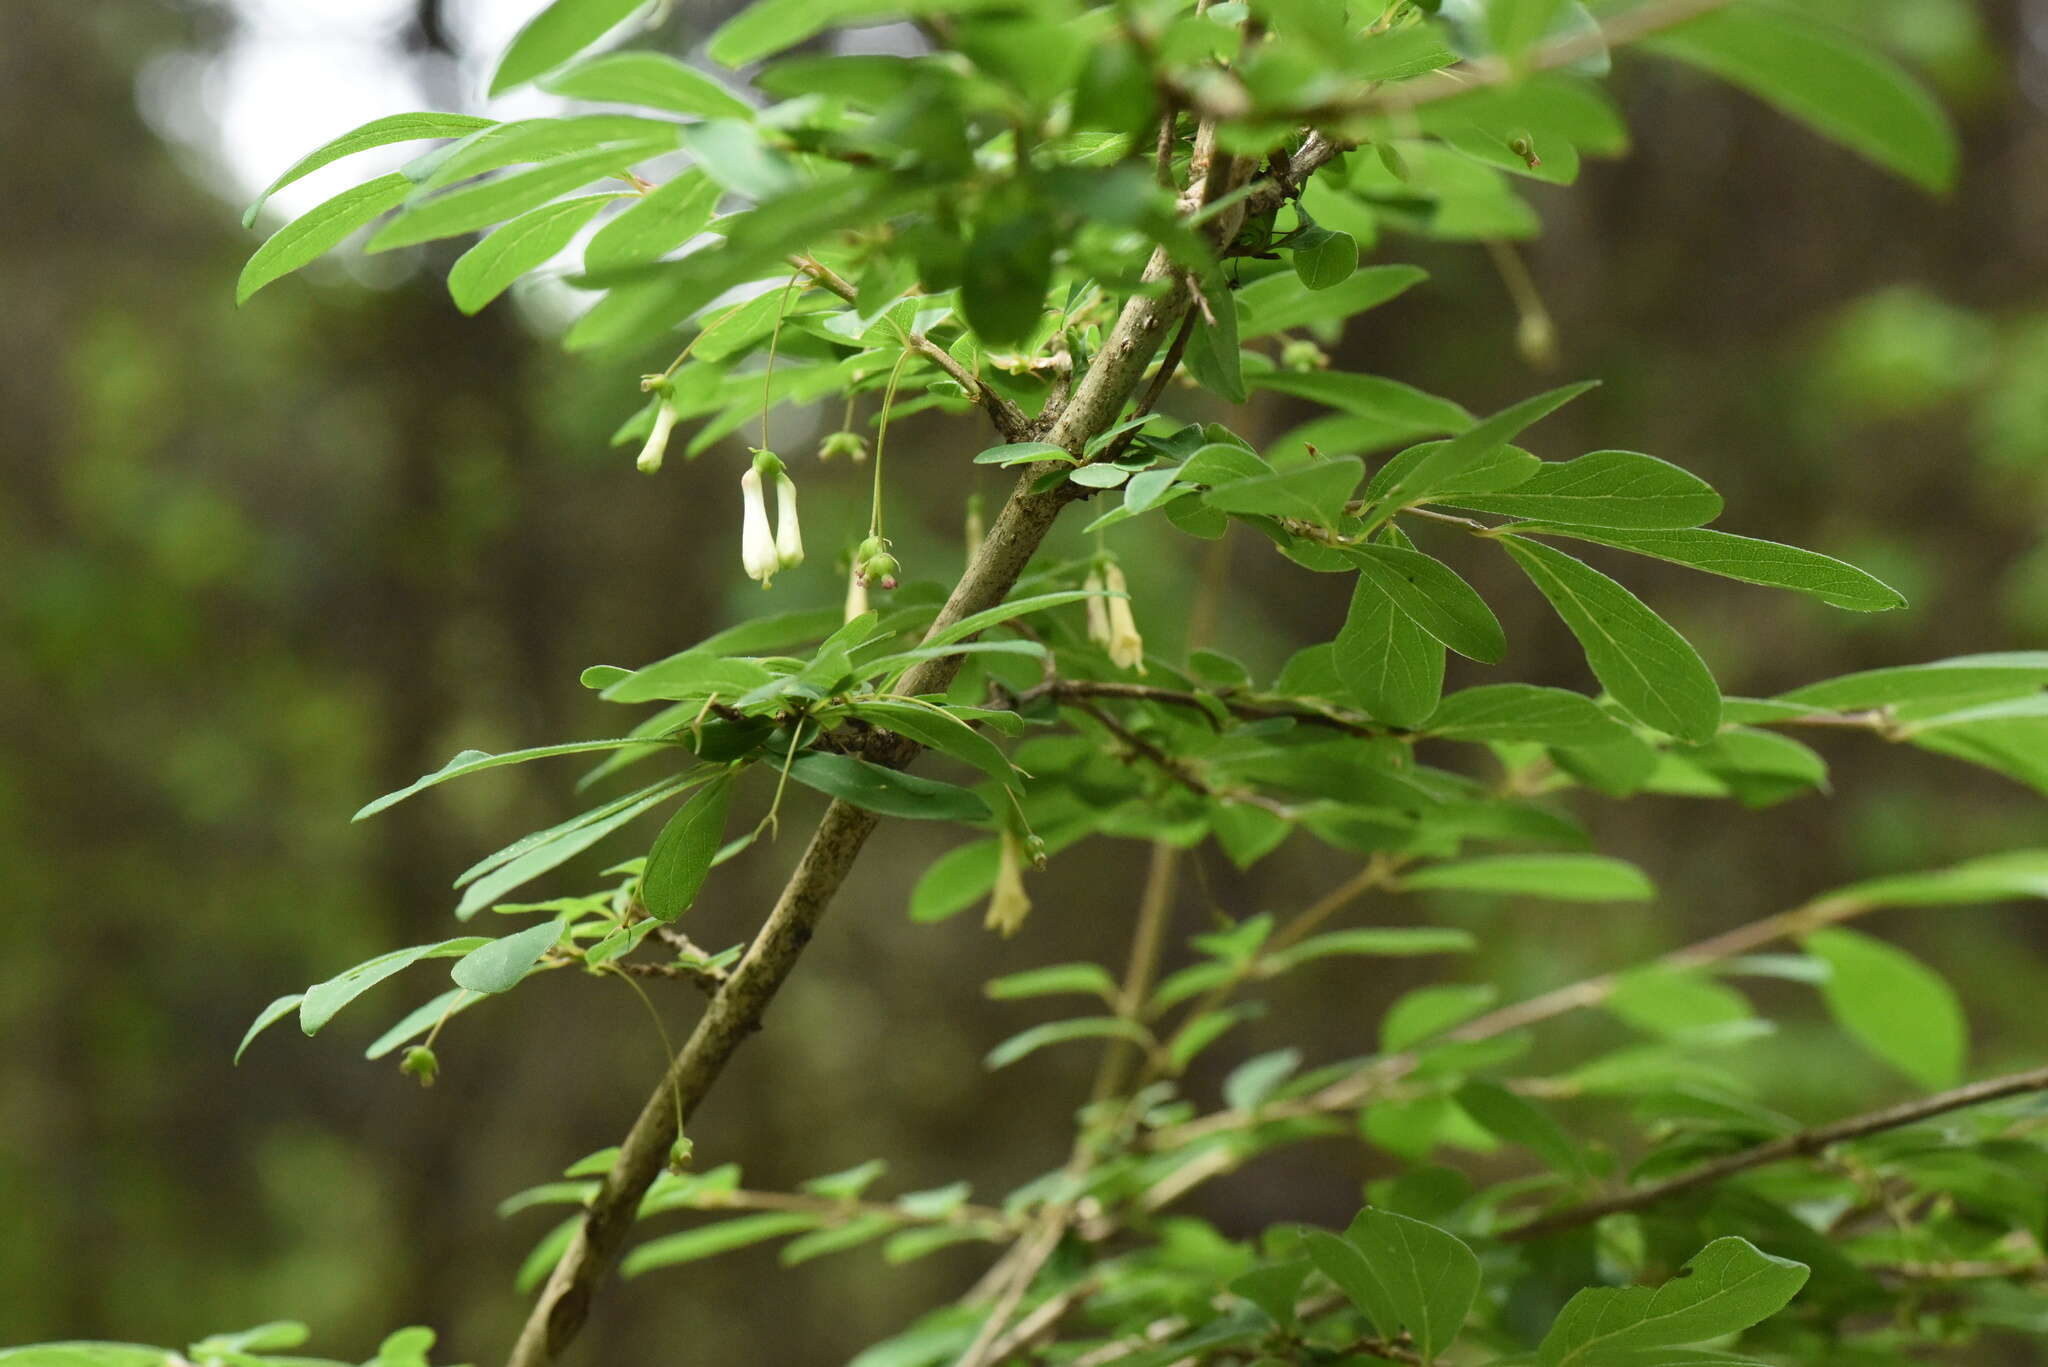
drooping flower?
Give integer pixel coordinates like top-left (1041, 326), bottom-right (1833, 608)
top-left (636, 401), bottom-right (678, 474)
top-left (1084, 569), bottom-right (1111, 648)
top-left (773, 469), bottom-right (804, 569)
top-left (1102, 562), bottom-right (1145, 674)
top-left (740, 465), bottom-right (780, 585)
top-left (984, 829), bottom-right (1032, 938)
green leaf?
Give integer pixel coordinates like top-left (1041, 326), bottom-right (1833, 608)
top-left (708, 0), bottom-right (1053, 66)
top-left (910, 839), bottom-right (998, 922)
top-left (1604, 964), bottom-right (1753, 1039)
top-left (1263, 927), bottom-right (1476, 973)
top-left (238, 172), bottom-right (413, 304)
top-left (0, 1347), bottom-right (184, 1367)
top-left (962, 210), bottom-right (1054, 348)
top-left (1456, 1079), bottom-right (1585, 1177)
top-left (1366, 382), bottom-right (1598, 526)
top-left (1538, 1237), bottom-right (1810, 1366)
top-left (541, 51), bottom-right (753, 118)
top-left (844, 701), bottom-right (1015, 784)
top-left (642, 776), bottom-right (734, 921)
top-left (300, 938), bottom-right (488, 1035)
top-left (1382, 983), bottom-right (1497, 1052)
top-left (366, 988), bottom-right (476, 1060)
top-left (1501, 535), bottom-right (1721, 743)
top-left (450, 919), bottom-right (564, 994)
top-left (1237, 264), bottom-right (1427, 337)
top-left (1224, 1048), bottom-right (1303, 1111)
top-left (1305, 1231), bottom-right (1400, 1345)
top-left (1441, 450), bottom-right (1722, 528)
top-left (780, 1214), bottom-right (898, 1265)
top-left (236, 993), bottom-right (305, 1063)
top-left (1336, 542), bottom-right (1445, 728)
top-left (243, 112), bottom-right (494, 227)
top-left (1643, 7), bottom-right (1957, 192)
top-left (491, 0), bottom-right (651, 96)
top-left (1184, 272), bottom-right (1247, 402)
top-left (985, 962), bottom-right (1119, 1001)
top-left (1805, 927), bottom-right (1966, 1090)
top-left (622, 1213), bottom-right (820, 1277)
top-left (1403, 853), bottom-right (1654, 902)
top-left (448, 193), bottom-right (621, 314)
top-left (973, 441), bottom-right (1071, 466)
top-left (927, 589), bottom-right (1108, 648)
top-left (584, 168), bottom-right (722, 271)
top-left (1342, 1208), bottom-right (1482, 1363)
top-left (355, 738), bottom-right (674, 820)
top-left (1778, 653), bottom-right (2048, 711)
top-left (1347, 542), bottom-right (1506, 664)
top-left (371, 141), bottom-right (677, 252)
top-left (455, 777), bottom-right (689, 919)
top-left (1292, 226), bottom-right (1359, 290)
top-left (1520, 526), bottom-right (1905, 611)
top-left (785, 752), bottom-right (990, 822)
top-left (1489, 0), bottom-right (1570, 61)
top-left (1251, 368), bottom-right (1472, 436)
top-left (985, 1016), bottom-right (1150, 1069)
top-left (1423, 684), bottom-right (1629, 747)
top-left (1203, 456), bottom-right (1364, 528)
top-left (1831, 849), bottom-right (2048, 909)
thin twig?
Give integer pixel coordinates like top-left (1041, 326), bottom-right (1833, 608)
top-left (789, 253), bottom-right (1032, 441)
top-left (1502, 1064), bottom-right (2048, 1243)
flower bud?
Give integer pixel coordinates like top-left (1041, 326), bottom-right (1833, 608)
top-left (740, 466), bottom-right (780, 585)
top-left (819, 430), bottom-right (869, 463)
top-left (983, 829), bottom-right (1033, 937)
top-left (859, 552), bottom-right (900, 590)
top-left (400, 1045), bottom-right (439, 1088)
top-left (636, 402), bottom-right (678, 474)
top-left (1281, 339), bottom-right (1328, 373)
top-left (1102, 562), bottom-right (1145, 674)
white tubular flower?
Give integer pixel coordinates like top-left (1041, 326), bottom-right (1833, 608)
top-left (636, 402), bottom-right (678, 474)
top-left (740, 466), bottom-right (780, 585)
top-left (773, 472), bottom-right (804, 569)
top-left (1103, 562), bottom-right (1145, 674)
top-left (843, 559), bottom-right (869, 624)
top-left (984, 830), bottom-right (1032, 938)
top-left (1083, 569), bottom-right (1112, 649)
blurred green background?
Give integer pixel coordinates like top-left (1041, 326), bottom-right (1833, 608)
top-left (4, 0), bottom-right (2046, 1361)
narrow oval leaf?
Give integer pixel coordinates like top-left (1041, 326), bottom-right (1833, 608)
top-left (1501, 534), bottom-right (1721, 743)
top-left (540, 52), bottom-right (753, 119)
top-left (642, 776), bottom-right (734, 921)
top-left (490, 0), bottom-right (651, 96)
top-left (1521, 525), bottom-right (1905, 611)
top-left (621, 1213), bottom-right (819, 1277)
top-left (238, 173), bottom-right (413, 304)
top-left (985, 1016), bottom-right (1151, 1069)
top-left (1644, 8), bottom-right (1957, 192)
top-left (785, 752), bottom-right (991, 822)
top-left (1347, 542), bottom-right (1506, 663)
top-left (355, 738), bottom-right (675, 820)
top-left (1441, 450), bottom-right (1722, 529)
top-left (300, 938), bottom-right (489, 1035)
top-left (449, 193), bottom-right (621, 314)
top-left (1403, 853), bottom-right (1654, 902)
top-left (584, 169), bottom-right (722, 271)
top-left (1423, 684), bottom-right (1628, 746)
top-left (451, 920), bottom-right (565, 995)
top-left (1336, 556), bottom-right (1446, 728)
top-left (1806, 927), bottom-right (1966, 1090)
top-left (236, 993), bottom-right (305, 1064)
top-left (243, 112), bottom-right (494, 227)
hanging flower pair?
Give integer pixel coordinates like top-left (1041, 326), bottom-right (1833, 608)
top-left (1084, 560), bottom-right (1145, 674)
top-left (740, 448), bottom-right (803, 587)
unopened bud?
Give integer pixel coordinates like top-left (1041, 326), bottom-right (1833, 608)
top-left (400, 1045), bottom-right (439, 1088)
top-left (1281, 339), bottom-right (1328, 372)
top-left (859, 552), bottom-right (900, 590)
top-left (819, 430), bottom-right (869, 463)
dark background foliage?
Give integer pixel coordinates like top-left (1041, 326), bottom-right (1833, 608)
top-left (4, 0), bottom-right (2045, 1360)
